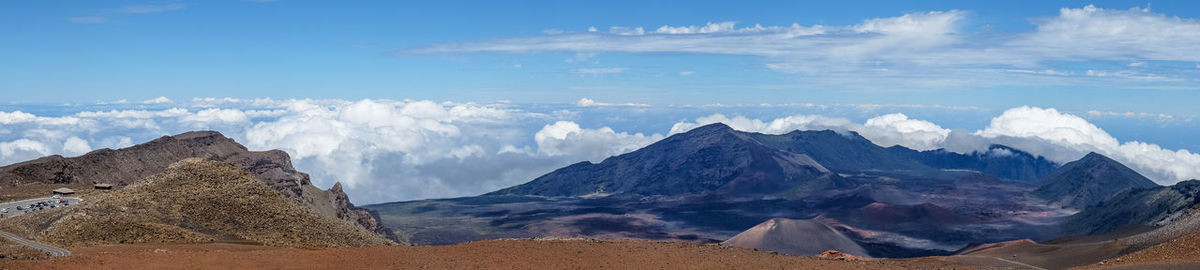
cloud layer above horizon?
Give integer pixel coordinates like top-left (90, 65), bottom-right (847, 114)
top-left (2, 99), bottom-right (1199, 204)
top-left (415, 5), bottom-right (1200, 90)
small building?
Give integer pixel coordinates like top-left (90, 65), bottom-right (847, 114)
top-left (94, 183), bottom-right (113, 190)
top-left (52, 188), bottom-right (75, 195)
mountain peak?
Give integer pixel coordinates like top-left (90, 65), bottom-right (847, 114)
top-left (1081, 152), bottom-right (1110, 161)
top-left (1034, 151), bottom-right (1158, 209)
top-left (687, 122), bottom-right (734, 134)
top-left (172, 130), bottom-right (228, 140)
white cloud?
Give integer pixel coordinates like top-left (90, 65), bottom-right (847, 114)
top-left (0, 111), bottom-right (37, 125)
top-left (679, 71), bottom-right (695, 76)
top-left (534, 121), bottom-right (663, 161)
top-left (1012, 5), bottom-right (1200, 62)
top-left (183, 109), bottom-right (250, 124)
top-left (62, 137), bottom-right (92, 156)
top-left (143, 96), bottom-right (173, 104)
top-left (1086, 110), bottom-right (1176, 120)
top-left (861, 113), bottom-right (951, 150)
top-left (669, 114), bottom-right (853, 135)
top-left (0, 139), bottom-right (51, 164)
top-left (414, 6), bottom-right (1200, 90)
top-left (4, 101), bottom-right (1199, 204)
top-left (576, 67), bottom-right (627, 74)
top-left (608, 26), bottom-right (645, 36)
top-left (976, 106), bottom-right (1200, 184)
top-left (650, 21), bottom-right (821, 35)
top-left (575, 98), bottom-right (648, 107)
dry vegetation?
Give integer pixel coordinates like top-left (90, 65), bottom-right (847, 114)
top-left (0, 159), bottom-right (390, 249)
top-left (0, 238), bottom-right (49, 261)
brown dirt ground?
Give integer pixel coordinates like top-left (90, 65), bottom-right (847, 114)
top-left (0, 238), bottom-right (48, 261)
top-left (2, 239), bottom-right (976, 270)
top-left (1074, 230), bottom-right (1200, 270)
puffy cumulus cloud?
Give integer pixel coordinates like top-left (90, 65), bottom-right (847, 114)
top-left (143, 96), bottom-right (173, 104)
top-left (240, 100), bottom-right (666, 202)
top-left (62, 137), bottom-right (92, 156)
top-left (534, 121), bottom-right (663, 161)
top-left (0, 98), bottom-right (670, 204)
top-left (0, 139), bottom-right (51, 165)
top-left (0, 111), bottom-right (37, 124)
top-left (575, 98), bottom-right (649, 107)
top-left (976, 107), bottom-right (1200, 184)
top-left (669, 113), bottom-right (853, 135)
top-left (668, 113), bottom-right (949, 151)
top-left (978, 107), bottom-right (1117, 150)
top-left (860, 113), bottom-right (950, 151)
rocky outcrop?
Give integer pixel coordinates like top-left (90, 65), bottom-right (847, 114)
top-left (0, 131), bottom-right (394, 242)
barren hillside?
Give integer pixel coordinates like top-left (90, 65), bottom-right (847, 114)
top-left (0, 159), bottom-right (391, 248)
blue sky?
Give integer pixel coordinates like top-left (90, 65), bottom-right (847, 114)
top-left (3, 1), bottom-right (1200, 203)
top-left (4, 1), bottom-right (1200, 110)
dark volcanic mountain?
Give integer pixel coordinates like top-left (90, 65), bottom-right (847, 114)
top-left (887, 145), bottom-right (1058, 181)
top-left (743, 129), bottom-right (930, 173)
top-left (0, 131), bottom-right (392, 240)
top-left (489, 123), bottom-right (842, 198)
top-left (1064, 180), bottom-right (1200, 236)
top-left (1033, 152), bottom-right (1159, 209)
top-left (372, 123), bottom-right (1081, 257)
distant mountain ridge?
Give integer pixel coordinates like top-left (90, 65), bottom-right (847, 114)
top-left (491, 123), bottom-right (1060, 198)
top-left (1034, 152), bottom-right (1159, 209)
top-left (887, 145), bottom-right (1058, 181)
top-left (489, 123), bottom-right (838, 197)
top-left (370, 122), bottom-right (1173, 259)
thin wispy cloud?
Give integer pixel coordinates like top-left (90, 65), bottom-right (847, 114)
top-left (413, 5), bottom-right (1200, 90)
top-left (68, 3), bottom-right (187, 24)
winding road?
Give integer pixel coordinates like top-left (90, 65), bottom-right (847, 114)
top-left (0, 196), bottom-right (80, 257)
top-left (0, 230), bottom-right (70, 256)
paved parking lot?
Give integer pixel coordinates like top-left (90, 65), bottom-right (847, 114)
top-left (0, 196), bottom-right (81, 219)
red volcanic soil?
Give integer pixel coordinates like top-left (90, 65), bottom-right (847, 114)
top-left (5, 239), bottom-right (973, 270)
